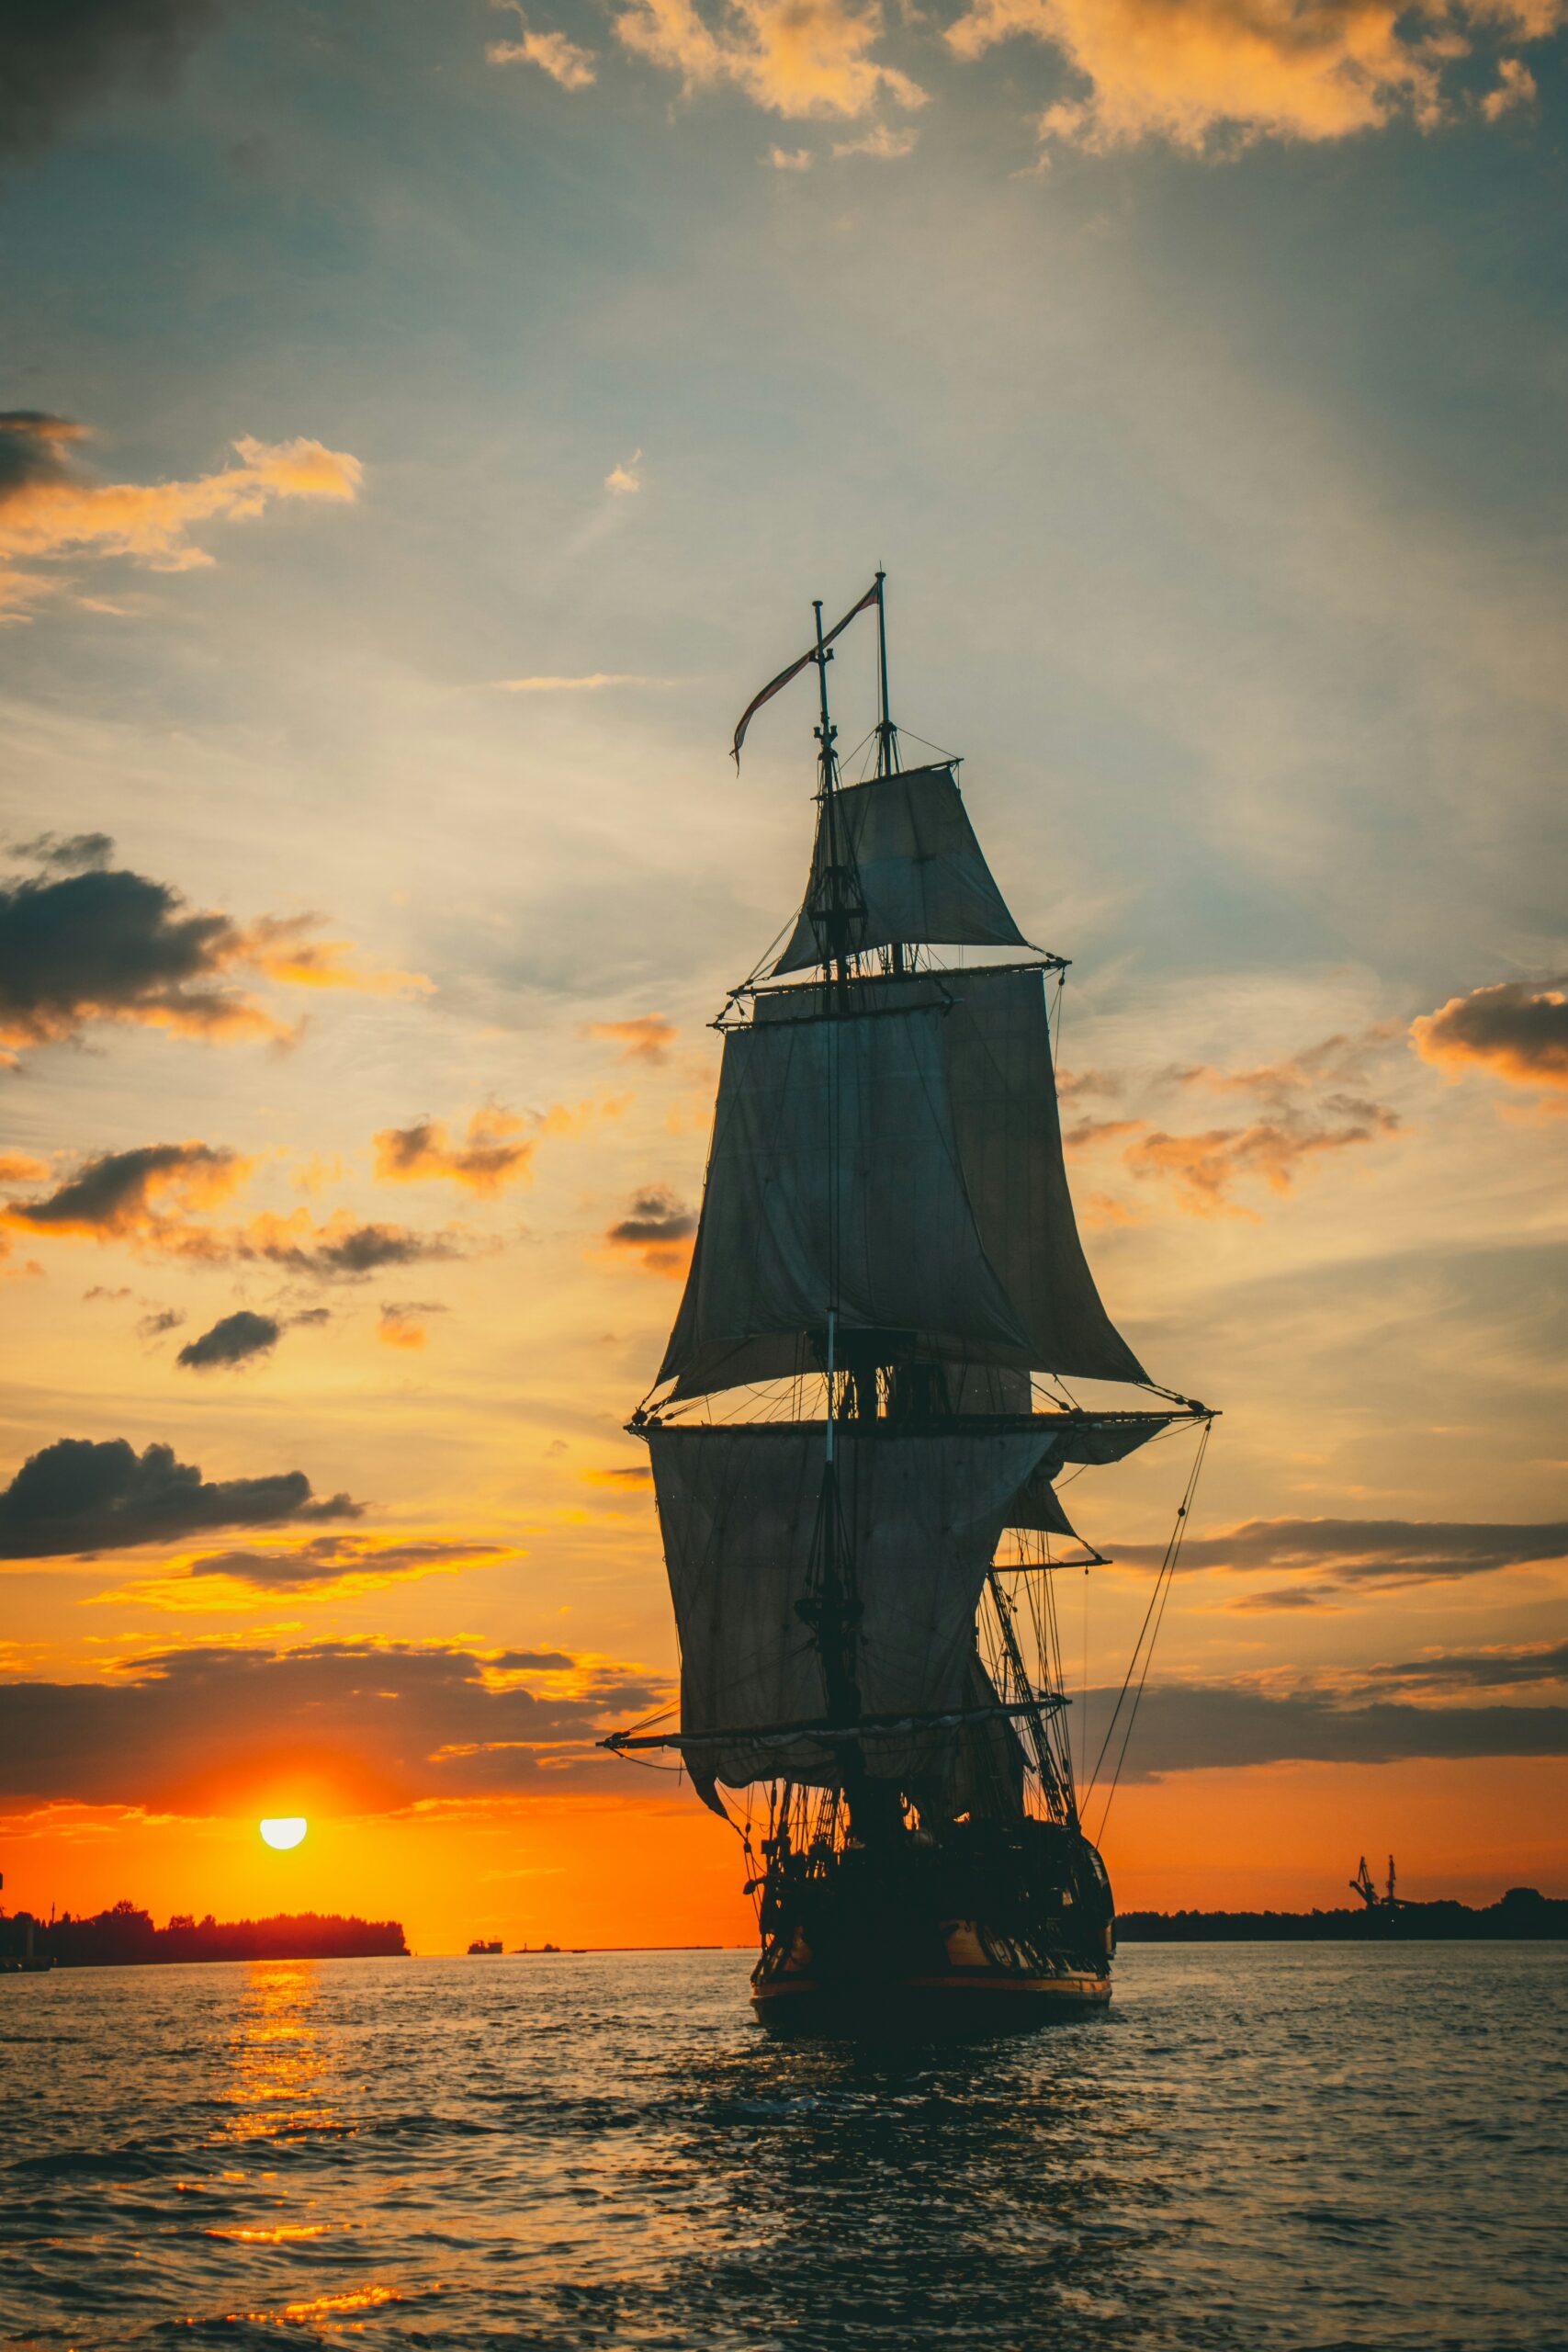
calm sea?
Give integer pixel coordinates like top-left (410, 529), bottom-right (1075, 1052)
top-left (2, 1944), bottom-right (1564, 2351)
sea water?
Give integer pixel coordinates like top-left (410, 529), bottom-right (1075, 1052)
top-left (2, 1943), bottom-right (1563, 2350)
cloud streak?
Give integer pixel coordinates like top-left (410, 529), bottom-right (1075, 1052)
top-left (0, 413), bottom-right (362, 616)
top-left (0, 1639), bottom-right (662, 1809)
top-left (1112, 1516), bottom-right (1568, 1588)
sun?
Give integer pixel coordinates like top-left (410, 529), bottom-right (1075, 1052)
top-left (259, 1816), bottom-right (308, 1851)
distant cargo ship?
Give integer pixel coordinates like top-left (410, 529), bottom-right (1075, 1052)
top-left (466, 1939), bottom-right (503, 1955)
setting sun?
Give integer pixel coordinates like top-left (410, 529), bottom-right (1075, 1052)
top-left (259, 1817), bottom-right (308, 1852)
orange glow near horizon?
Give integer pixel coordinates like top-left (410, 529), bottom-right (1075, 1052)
top-left (4, 1757), bottom-right (1565, 1955)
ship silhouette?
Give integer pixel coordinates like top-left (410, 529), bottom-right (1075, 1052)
top-left (607, 575), bottom-right (1214, 2032)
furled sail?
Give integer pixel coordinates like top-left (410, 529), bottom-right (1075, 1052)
top-left (660, 965), bottom-right (1148, 1396)
top-left (773, 763), bottom-right (1026, 975)
top-left (647, 1423), bottom-right (1059, 1797)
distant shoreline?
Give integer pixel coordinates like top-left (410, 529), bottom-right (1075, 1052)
top-left (1117, 1888), bottom-right (1566, 1942)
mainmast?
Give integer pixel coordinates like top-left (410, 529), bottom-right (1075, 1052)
top-left (805, 598), bottom-right (883, 1837)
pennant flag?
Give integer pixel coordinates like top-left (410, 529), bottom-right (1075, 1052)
top-left (731, 579), bottom-right (881, 768)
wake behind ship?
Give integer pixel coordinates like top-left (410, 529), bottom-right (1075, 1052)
top-left (607, 576), bottom-right (1213, 2031)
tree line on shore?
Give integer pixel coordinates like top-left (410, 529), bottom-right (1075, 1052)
top-left (0, 1900), bottom-right (408, 1966)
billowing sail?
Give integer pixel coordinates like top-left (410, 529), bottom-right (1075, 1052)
top-left (773, 763), bottom-right (1026, 975)
top-left (648, 1423), bottom-right (1058, 1796)
top-left (660, 965), bottom-right (1148, 1396)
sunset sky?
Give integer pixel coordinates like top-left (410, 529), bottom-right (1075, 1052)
top-left (2, 0), bottom-right (1564, 1952)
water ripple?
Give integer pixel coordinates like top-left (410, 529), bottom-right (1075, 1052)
top-left (0, 1944), bottom-right (1563, 2350)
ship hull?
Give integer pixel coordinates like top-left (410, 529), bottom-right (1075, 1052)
top-left (749, 1819), bottom-right (1115, 2038)
top-left (752, 1966), bottom-right (1111, 2037)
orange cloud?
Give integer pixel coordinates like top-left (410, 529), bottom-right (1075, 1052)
top-left (1411, 978), bottom-right (1568, 1094)
top-left (233, 914), bottom-right (430, 1000)
top-left (378, 1301), bottom-right (446, 1350)
top-left (488, 0), bottom-right (599, 84)
top-left (375, 1108), bottom-right (536, 1196)
top-left (614, 0), bottom-right (927, 119)
top-left (4, 1152), bottom-right (474, 1279)
top-left (0, 413), bottom-right (362, 616)
top-left (374, 1099), bottom-right (623, 1196)
top-left (3, 1142), bottom-right (254, 1244)
top-left (1481, 51), bottom-right (1538, 111)
top-left (1123, 1101), bottom-right (1399, 1216)
top-left (942, 0), bottom-right (1564, 157)
top-left (586, 1013), bottom-right (677, 1066)
top-left (91, 1533), bottom-right (510, 1611)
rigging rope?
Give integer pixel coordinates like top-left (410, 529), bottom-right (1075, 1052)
top-left (1085, 1417), bottom-right (1212, 1840)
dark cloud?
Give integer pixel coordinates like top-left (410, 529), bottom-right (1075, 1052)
top-left (1113, 1517), bottom-right (1568, 1589)
top-left (6, 1141), bottom-right (245, 1237)
top-left (137, 1306), bottom-right (185, 1340)
top-left (610, 1190), bottom-right (697, 1246)
top-left (605, 1186), bottom-right (696, 1275)
top-left (176, 1309), bottom-right (281, 1371)
top-left (0, 865), bottom-right (275, 1053)
top-left (0, 1639), bottom-right (662, 1809)
top-left (1100, 1680), bottom-right (1568, 1781)
top-left (0, 852), bottom-right (417, 1057)
top-left (1349, 1642), bottom-right (1568, 1697)
top-left (0, 1436), bottom-right (359, 1559)
top-left (0, 412), bottom-right (88, 494)
top-left (6, 1146), bottom-right (468, 1281)
top-left (272, 1223), bottom-right (467, 1279)
top-left (1413, 978), bottom-right (1568, 1093)
top-left (0, 0), bottom-right (218, 160)
top-left (11, 830), bottom-right (114, 872)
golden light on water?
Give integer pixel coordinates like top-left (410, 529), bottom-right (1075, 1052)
top-left (258, 1817), bottom-right (308, 1851)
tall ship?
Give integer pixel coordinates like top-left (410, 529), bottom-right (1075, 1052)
top-left (608, 576), bottom-right (1214, 2030)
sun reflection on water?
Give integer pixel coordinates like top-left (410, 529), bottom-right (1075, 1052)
top-left (217, 1962), bottom-right (344, 2145)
